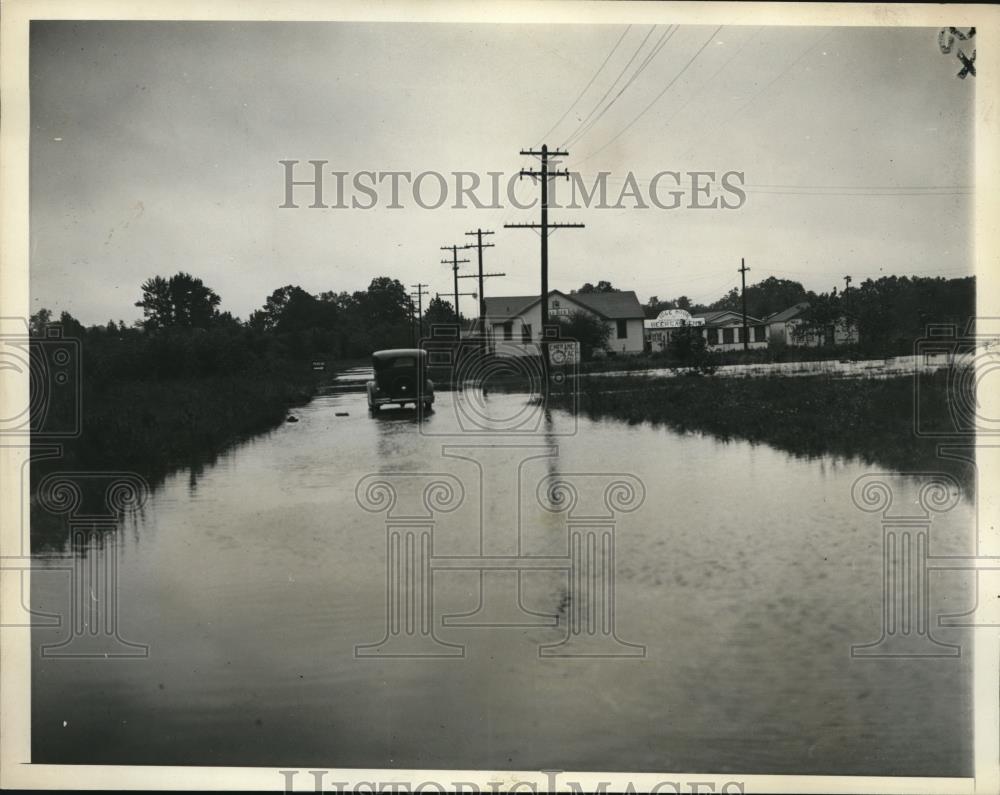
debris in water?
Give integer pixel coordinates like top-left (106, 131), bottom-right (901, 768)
top-left (335, 412), bottom-right (349, 417)
top-left (286, 415), bottom-right (299, 423)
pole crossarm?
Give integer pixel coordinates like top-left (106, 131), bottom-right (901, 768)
top-left (503, 223), bottom-right (584, 229)
top-left (520, 148), bottom-right (569, 157)
top-left (505, 144), bottom-right (585, 369)
top-left (518, 168), bottom-right (571, 180)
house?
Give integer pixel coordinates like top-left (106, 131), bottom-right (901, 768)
top-left (484, 289), bottom-right (646, 356)
top-left (643, 309), bottom-right (706, 353)
top-left (766, 302), bottom-right (858, 347)
top-left (691, 309), bottom-right (769, 351)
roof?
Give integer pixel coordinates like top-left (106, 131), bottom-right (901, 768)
top-left (766, 302), bottom-right (811, 323)
top-left (372, 349), bottom-right (427, 360)
top-left (571, 290), bottom-right (644, 319)
top-left (483, 295), bottom-right (539, 319)
top-left (484, 290), bottom-right (644, 321)
top-left (691, 309), bottom-right (763, 326)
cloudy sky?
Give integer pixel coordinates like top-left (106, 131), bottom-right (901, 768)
top-left (30, 21), bottom-right (973, 325)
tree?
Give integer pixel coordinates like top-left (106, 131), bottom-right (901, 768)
top-left (259, 285), bottom-right (328, 334)
top-left (29, 308), bottom-right (52, 336)
top-left (558, 310), bottom-right (611, 361)
top-left (348, 277), bottom-right (412, 353)
top-left (708, 277), bottom-right (808, 320)
top-left (576, 280), bottom-right (617, 294)
top-left (667, 324), bottom-right (715, 375)
top-left (424, 296), bottom-right (457, 327)
top-left (795, 292), bottom-right (843, 346)
top-left (136, 272), bottom-right (221, 330)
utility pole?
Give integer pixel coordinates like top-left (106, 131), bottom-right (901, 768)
top-left (505, 145), bottom-right (584, 367)
top-left (460, 229), bottom-right (505, 352)
top-left (440, 245), bottom-right (470, 324)
top-left (462, 229), bottom-right (499, 322)
top-left (739, 258), bottom-right (750, 351)
top-left (407, 295), bottom-right (416, 346)
top-left (411, 282), bottom-right (429, 344)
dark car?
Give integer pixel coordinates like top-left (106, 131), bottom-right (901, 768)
top-left (366, 349), bottom-right (434, 413)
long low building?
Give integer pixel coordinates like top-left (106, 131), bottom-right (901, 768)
top-left (484, 289), bottom-right (646, 356)
top-left (644, 308), bottom-right (767, 352)
top-left (643, 303), bottom-right (860, 352)
top-left (765, 302), bottom-right (858, 347)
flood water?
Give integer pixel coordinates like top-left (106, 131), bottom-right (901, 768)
top-left (31, 387), bottom-right (974, 775)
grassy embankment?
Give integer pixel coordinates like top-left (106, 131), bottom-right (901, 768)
top-left (578, 344), bottom-right (877, 374)
top-left (35, 372), bottom-right (318, 490)
top-left (551, 369), bottom-right (975, 489)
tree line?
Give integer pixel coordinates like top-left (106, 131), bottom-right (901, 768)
top-left (31, 270), bottom-right (976, 380)
top-left (646, 274), bottom-right (975, 355)
top-left (30, 272), bottom-right (447, 382)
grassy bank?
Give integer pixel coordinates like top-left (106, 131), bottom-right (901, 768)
top-left (579, 344), bottom-right (878, 374)
top-left (34, 373), bottom-right (316, 490)
top-left (552, 370), bottom-right (974, 490)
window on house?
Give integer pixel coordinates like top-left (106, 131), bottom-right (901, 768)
top-left (707, 328), bottom-right (719, 345)
top-left (502, 322), bottom-right (513, 341)
top-left (753, 325), bottom-right (766, 342)
top-left (616, 319), bottom-right (628, 339)
top-left (722, 328), bottom-right (734, 345)
top-left (521, 323), bottom-right (532, 343)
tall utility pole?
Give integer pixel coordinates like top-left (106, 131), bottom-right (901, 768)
top-left (460, 229), bottom-right (505, 352)
top-left (407, 296), bottom-right (416, 346)
top-left (505, 145), bottom-right (584, 365)
top-left (411, 282), bottom-right (429, 343)
top-left (441, 245), bottom-right (470, 323)
top-left (739, 258), bottom-right (751, 351)
top-left (462, 229), bottom-right (500, 322)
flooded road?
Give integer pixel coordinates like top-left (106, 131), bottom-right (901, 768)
top-left (31, 388), bottom-right (973, 774)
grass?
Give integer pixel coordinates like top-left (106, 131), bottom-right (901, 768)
top-left (33, 373), bottom-right (316, 489)
top-left (577, 344), bottom-right (907, 374)
top-left (551, 369), bottom-right (975, 491)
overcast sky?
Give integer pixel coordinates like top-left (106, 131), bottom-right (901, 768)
top-left (30, 21), bottom-right (973, 325)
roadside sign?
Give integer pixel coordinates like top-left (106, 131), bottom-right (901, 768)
top-left (548, 341), bottom-right (579, 365)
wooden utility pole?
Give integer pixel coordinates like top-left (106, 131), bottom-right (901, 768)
top-left (407, 296), bottom-right (416, 346)
top-left (440, 245), bottom-right (470, 323)
top-left (739, 258), bottom-right (751, 351)
top-left (463, 229), bottom-right (504, 323)
top-left (411, 282), bottom-right (429, 343)
top-left (505, 145), bottom-right (583, 366)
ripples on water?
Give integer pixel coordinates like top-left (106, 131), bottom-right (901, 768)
top-left (31, 389), bottom-right (973, 774)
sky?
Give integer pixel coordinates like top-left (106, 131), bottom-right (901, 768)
top-left (29, 21), bottom-right (974, 325)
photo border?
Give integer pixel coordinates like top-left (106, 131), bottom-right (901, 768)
top-left (2, 1), bottom-right (997, 792)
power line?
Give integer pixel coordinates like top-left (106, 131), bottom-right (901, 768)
top-left (570, 25), bottom-right (724, 166)
top-left (746, 182), bottom-right (974, 191)
top-left (535, 25), bottom-right (633, 145)
top-left (556, 25), bottom-right (658, 150)
top-left (745, 188), bottom-right (971, 197)
top-left (563, 25), bottom-right (678, 150)
top-left (678, 28), bottom-right (832, 162)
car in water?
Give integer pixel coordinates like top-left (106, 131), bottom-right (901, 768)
top-left (366, 349), bottom-right (434, 413)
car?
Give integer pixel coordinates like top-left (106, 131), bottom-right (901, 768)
top-left (366, 349), bottom-right (434, 413)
